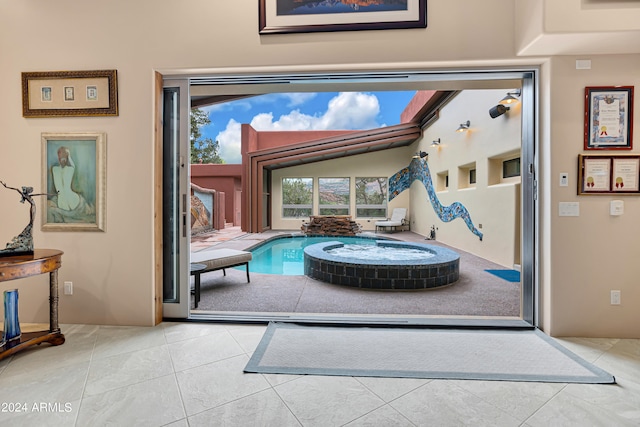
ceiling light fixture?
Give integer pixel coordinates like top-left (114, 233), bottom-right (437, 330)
top-left (431, 138), bottom-right (441, 147)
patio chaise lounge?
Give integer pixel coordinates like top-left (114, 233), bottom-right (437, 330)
top-left (375, 208), bottom-right (408, 233)
top-left (190, 248), bottom-right (252, 308)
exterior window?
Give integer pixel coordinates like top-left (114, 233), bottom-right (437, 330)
top-left (436, 171), bottom-right (448, 191)
top-left (503, 158), bottom-right (521, 178)
top-left (282, 178), bottom-right (313, 218)
top-left (319, 178), bottom-right (350, 215)
top-left (469, 169), bottom-right (476, 184)
top-left (355, 177), bottom-right (387, 218)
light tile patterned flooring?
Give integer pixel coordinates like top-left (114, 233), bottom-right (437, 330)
top-left (0, 323), bottom-right (638, 426)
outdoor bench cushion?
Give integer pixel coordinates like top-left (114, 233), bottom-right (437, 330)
top-left (191, 248), bottom-right (252, 272)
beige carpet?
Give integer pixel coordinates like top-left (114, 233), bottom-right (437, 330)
top-left (245, 323), bottom-right (615, 384)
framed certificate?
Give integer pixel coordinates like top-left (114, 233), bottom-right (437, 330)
top-left (584, 86), bottom-right (633, 150)
top-left (612, 157), bottom-right (640, 192)
top-left (578, 154), bottom-right (640, 195)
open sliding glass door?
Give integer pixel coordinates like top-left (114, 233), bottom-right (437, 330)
top-left (162, 78), bottom-right (191, 318)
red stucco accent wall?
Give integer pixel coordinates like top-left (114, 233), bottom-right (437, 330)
top-left (191, 164), bottom-right (243, 226)
top-left (250, 129), bottom-right (357, 151)
top-left (400, 90), bottom-right (438, 123)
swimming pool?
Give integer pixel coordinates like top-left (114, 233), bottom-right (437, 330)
top-left (244, 235), bottom-right (385, 275)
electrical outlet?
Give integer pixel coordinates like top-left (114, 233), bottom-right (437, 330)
top-left (610, 290), bottom-right (621, 305)
top-left (64, 281), bottom-right (73, 295)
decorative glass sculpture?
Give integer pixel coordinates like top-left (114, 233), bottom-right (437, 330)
top-left (3, 289), bottom-right (21, 342)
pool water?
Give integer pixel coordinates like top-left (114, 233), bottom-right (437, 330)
top-left (243, 235), bottom-right (382, 275)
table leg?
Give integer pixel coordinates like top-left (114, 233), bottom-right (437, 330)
top-left (49, 269), bottom-right (60, 333)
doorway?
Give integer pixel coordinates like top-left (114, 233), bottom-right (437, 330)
top-left (161, 68), bottom-right (537, 327)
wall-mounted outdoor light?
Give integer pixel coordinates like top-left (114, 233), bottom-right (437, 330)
top-left (412, 150), bottom-right (429, 159)
top-left (489, 104), bottom-right (509, 118)
top-left (499, 89), bottom-right (521, 106)
top-left (456, 121), bottom-right (470, 132)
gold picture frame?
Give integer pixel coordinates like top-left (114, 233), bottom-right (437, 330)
top-left (22, 70), bottom-right (118, 117)
top-left (41, 132), bottom-right (107, 231)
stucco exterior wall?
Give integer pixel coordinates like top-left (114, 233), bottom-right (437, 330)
top-left (408, 89), bottom-right (522, 268)
top-left (191, 164), bottom-right (242, 226)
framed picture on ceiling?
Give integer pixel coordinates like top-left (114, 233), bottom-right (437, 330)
top-left (584, 86), bottom-right (633, 150)
top-left (258, 0), bottom-right (427, 34)
top-left (22, 70), bottom-right (118, 117)
top-left (41, 132), bottom-right (107, 231)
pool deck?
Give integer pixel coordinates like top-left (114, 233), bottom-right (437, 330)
top-left (189, 228), bottom-right (522, 321)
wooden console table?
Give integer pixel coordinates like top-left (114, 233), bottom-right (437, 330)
top-left (0, 249), bottom-right (65, 361)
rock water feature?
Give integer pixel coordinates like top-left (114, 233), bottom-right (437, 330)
top-left (301, 215), bottom-right (361, 236)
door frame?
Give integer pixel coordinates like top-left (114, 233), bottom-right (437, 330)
top-left (155, 67), bottom-right (539, 326)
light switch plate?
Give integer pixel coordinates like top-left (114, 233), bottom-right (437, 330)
top-left (576, 59), bottom-right (592, 70)
top-left (559, 202), bottom-right (580, 216)
top-left (560, 173), bottom-right (569, 187)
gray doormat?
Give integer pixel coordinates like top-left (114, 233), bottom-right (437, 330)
top-left (244, 322), bottom-right (615, 384)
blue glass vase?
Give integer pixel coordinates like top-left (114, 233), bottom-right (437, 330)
top-left (3, 289), bottom-right (21, 342)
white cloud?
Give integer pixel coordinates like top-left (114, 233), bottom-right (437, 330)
top-left (215, 92), bottom-right (381, 163)
top-left (321, 92), bottom-right (381, 129)
top-left (217, 119), bottom-right (242, 164)
top-left (250, 111), bottom-right (316, 131)
top-left (283, 93), bottom-right (317, 107)
top-left (250, 92), bottom-right (380, 131)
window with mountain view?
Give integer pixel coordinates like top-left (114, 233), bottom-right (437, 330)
top-left (319, 178), bottom-right (350, 215)
top-left (355, 177), bottom-right (387, 218)
top-left (282, 178), bottom-right (313, 218)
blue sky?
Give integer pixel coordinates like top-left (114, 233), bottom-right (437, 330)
top-left (198, 91), bottom-right (417, 163)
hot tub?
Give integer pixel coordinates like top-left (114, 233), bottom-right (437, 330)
top-left (304, 240), bottom-right (460, 290)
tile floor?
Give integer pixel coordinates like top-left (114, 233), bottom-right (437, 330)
top-left (0, 322), bottom-right (638, 426)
